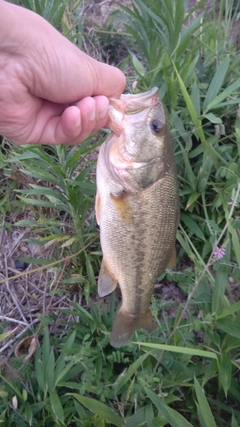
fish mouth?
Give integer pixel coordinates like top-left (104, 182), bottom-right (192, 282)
top-left (109, 87), bottom-right (159, 115)
top-left (108, 87), bottom-right (160, 135)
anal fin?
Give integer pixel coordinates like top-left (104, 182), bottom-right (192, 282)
top-left (98, 258), bottom-right (117, 298)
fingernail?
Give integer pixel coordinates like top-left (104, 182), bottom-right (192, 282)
top-left (99, 103), bottom-right (109, 119)
top-left (88, 108), bottom-right (96, 121)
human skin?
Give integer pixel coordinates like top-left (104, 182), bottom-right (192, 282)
top-left (0, 1), bottom-right (126, 145)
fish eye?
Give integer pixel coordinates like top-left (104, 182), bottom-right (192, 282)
top-left (150, 119), bottom-right (163, 134)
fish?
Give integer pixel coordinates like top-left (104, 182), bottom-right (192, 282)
top-left (95, 87), bottom-right (179, 348)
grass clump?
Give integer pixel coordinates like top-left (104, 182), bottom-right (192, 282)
top-left (0, 0), bottom-right (240, 425)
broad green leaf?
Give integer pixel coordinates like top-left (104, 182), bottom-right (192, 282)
top-left (194, 377), bottom-right (217, 427)
top-left (231, 414), bottom-right (239, 427)
top-left (145, 403), bottom-right (154, 426)
top-left (181, 213), bottom-right (206, 241)
top-left (14, 220), bottom-right (39, 227)
top-left (49, 390), bottom-right (65, 425)
top-left (133, 342), bottom-right (217, 360)
top-left (55, 361), bottom-right (76, 386)
top-left (191, 82), bottom-right (201, 117)
top-left (219, 351), bottom-right (232, 397)
top-left (47, 348), bottom-right (56, 392)
top-left (172, 61), bottom-right (205, 144)
top-left (229, 225), bottom-right (240, 267)
top-left (42, 327), bottom-right (50, 388)
top-left (216, 321), bottom-right (240, 339)
top-left (131, 53), bottom-right (147, 76)
top-left (85, 254), bottom-right (96, 286)
top-left (8, 152), bottom-right (40, 161)
top-left (68, 394), bottom-right (124, 427)
top-left (0, 391), bottom-right (8, 398)
top-left (197, 153), bottom-right (214, 191)
top-left (203, 113), bottom-right (222, 124)
top-left (218, 301), bottom-right (240, 319)
top-left (144, 387), bottom-right (193, 427)
top-left (0, 329), bottom-right (17, 342)
top-left (176, 139), bottom-right (196, 189)
top-left (61, 237), bottom-right (76, 248)
top-left (203, 359), bottom-right (218, 385)
top-left (0, 376), bottom-right (24, 401)
top-left (0, 194), bottom-right (8, 207)
top-left (19, 167), bottom-right (60, 185)
top-left (17, 196), bottom-right (56, 208)
top-left (185, 192), bottom-right (201, 210)
top-left (114, 353), bottom-right (148, 393)
top-left (203, 57), bottom-right (230, 112)
top-left (211, 268), bottom-right (228, 314)
top-left (125, 407), bottom-right (147, 427)
top-left (205, 77), bottom-right (240, 111)
top-left (35, 348), bottom-right (45, 393)
top-left (196, 402), bottom-right (206, 427)
top-left (0, 409), bottom-right (7, 422)
top-left (71, 302), bottom-right (94, 322)
top-left (22, 402), bottom-right (33, 424)
top-left (18, 185), bottom-right (67, 201)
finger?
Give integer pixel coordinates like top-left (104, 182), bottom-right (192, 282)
top-left (36, 96), bottom-right (110, 145)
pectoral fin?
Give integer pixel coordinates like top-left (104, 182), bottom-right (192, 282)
top-left (167, 246), bottom-right (177, 269)
top-left (110, 193), bottom-right (132, 224)
top-left (110, 307), bottom-right (155, 348)
top-left (98, 258), bottom-right (117, 298)
top-left (95, 191), bottom-right (101, 225)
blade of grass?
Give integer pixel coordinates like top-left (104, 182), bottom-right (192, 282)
top-left (113, 353), bottom-right (148, 393)
top-left (203, 57), bottom-right (230, 112)
top-left (172, 60), bottom-right (205, 144)
top-left (133, 342), bottom-right (218, 360)
top-left (205, 78), bottom-right (240, 111)
top-left (144, 386), bottom-right (194, 427)
top-left (194, 377), bottom-right (217, 427)
top-left (68, 394), bottom-right (124, 427)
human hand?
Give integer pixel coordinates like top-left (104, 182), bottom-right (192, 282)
top-left (0, 1), bottom-right (126, 145)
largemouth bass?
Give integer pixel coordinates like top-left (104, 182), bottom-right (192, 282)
top-left (95, 87), bottom-right (179, 348)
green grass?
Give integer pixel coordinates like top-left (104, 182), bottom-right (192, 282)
top-left (0, 0), bottom-right (240, 425)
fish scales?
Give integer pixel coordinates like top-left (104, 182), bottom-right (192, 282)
top-left (95, 87), bottom-right (179, 347)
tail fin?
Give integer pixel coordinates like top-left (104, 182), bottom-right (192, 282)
top-left (110, 307), bottom-right (155, 348)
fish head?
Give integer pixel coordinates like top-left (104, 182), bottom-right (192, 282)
top-left (107, 87), bottom-right (173, 191)
top-left (108, 87), bottom-right (169, 164)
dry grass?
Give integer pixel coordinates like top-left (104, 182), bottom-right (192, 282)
top-left (0, 223), bottom-right (85, 358)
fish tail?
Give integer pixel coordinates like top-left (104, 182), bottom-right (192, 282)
top-left (110, 307), bottom-right (155, 348)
